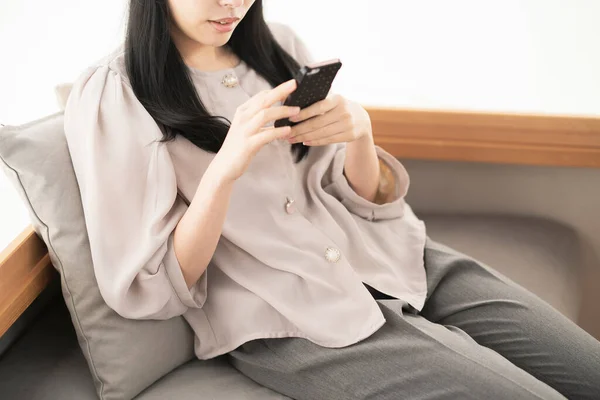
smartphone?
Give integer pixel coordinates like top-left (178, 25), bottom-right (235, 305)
top-left (274, 59), bottom-right (342, 128)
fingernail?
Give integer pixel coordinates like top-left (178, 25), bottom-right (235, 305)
top-left (303, 141), bottom-right (311, 146)
top-left (290, 107), bottom-right (300, 115)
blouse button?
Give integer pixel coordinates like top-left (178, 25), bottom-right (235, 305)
top-left (285, 197), bottom-right (296, 214)
top-left (221, 73), bottom-right (239, 88)
top-left (325, 247), bottom-right (341, 263)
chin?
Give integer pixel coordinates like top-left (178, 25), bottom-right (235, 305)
top-left (198, 29), bottom-right (234, 47)
top-left (212, 34), bottom-right (234, 47)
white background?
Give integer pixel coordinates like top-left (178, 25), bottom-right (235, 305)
top-left (1, 0), bottom-right (599, 250)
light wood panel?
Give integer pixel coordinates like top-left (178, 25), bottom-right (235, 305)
top-left (367, 108), bottom-right (600, 168)
top-left (0, 226), bottom-right (55, 336)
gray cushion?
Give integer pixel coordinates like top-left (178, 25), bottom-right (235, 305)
top-left (0, 293), bottom-right (99, 399)
top-left (0, 296), bottom-right (289, 400)
top-left (0, 113), bottom-right (195, 399)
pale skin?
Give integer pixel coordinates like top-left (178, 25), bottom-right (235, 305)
top-left (168, 0), bottom-right (383, 287)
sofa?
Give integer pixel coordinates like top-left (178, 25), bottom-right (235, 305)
top-left (1, 86), bottom-right (597, 399)
top-left (0, 213), bottom-right (588, 399)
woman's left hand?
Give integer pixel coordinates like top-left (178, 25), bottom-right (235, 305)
top-left (287, 95), bottom-right (373, 146)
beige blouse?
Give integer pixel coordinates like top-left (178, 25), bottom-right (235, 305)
top-left (63, 23), bottom-right (427, 360)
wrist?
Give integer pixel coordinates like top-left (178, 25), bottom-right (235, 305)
top-left (357, 107), bottom-right (373, 143)
top-left (202, 158), bottom-right (235, 193)
top-left (358, 129), bottom-right (374, 144)
top-left (349, 128), bottom-right (374, 149)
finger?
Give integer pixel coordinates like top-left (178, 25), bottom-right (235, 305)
top-left (303, 131), bottom-right (348, 146)
top-left (244, 79), bottom-right (297, 115)
top-left (289, 109), bottom-right (342, 137)
top-left (288, 95), bottom-right (339, 123)
top-left (247, 106), bottom-right (301, 133)
top-left (289, 121), bottom-right (346, 144)
top-left (251, 125), bottom-right (292, 147)
top-left (238, 90), bottom-right (269, 113)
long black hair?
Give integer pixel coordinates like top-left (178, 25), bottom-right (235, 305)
top-left (124, 0), bottom-right (308, 162)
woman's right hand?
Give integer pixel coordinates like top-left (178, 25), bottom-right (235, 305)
top-left (211, 79), bottom-right (300, 183)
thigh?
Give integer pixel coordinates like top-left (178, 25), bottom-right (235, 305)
top-left (421, 239), bottom-right (600, 399)
top-left (228, 300), bottom-right (563, 400)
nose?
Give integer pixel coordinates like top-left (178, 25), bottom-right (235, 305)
top-left (219, 0), bottom-right (244, 8)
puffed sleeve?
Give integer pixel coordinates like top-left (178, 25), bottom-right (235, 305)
top-left (323, 144), bottom-right (410, 222)
top-left (63, 65), bottom-right (207, 320)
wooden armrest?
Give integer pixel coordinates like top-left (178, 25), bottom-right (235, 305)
top-left (367, 107), bottom-right (600, 168)
top-left (0, 226), bottom-right (55, 337)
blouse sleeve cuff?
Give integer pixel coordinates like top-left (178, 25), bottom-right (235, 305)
top-left (326, 145), bottom-right (410, 221)
top-left (162, 234), bottom-right (207, 309)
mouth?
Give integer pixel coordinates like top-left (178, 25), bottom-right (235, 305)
top-left (209, 17), bottom-right (240, 33)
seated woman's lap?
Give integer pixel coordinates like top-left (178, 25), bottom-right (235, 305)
top-left (227, 299), bottom-right (565, 400)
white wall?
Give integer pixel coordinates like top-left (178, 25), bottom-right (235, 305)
top-left (2, 0), bottom-right (599, 125)
top-left (1, 0), bottom-right (127, 249)
top-left (265, 0), bottom-right (600, 115)
top-left (1, 0), bottom-right (599, 250)
top-left (0, 0), bottom-right (127, 125)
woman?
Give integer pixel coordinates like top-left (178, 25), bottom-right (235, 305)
top-left (63, 0), bottom-right (600, 398)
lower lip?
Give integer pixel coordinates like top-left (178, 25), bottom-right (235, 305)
top-left (210, 21), bottom-right (236, 33)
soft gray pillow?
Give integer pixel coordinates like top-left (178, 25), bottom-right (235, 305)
top-left (0, 112), bottom-right (195, 400)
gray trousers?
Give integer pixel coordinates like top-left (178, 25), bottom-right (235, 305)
top-left (227, 240), bottom-right (600, 399)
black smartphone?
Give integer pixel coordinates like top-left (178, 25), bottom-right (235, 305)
top-left (274, 59), bottom-right (342, 128)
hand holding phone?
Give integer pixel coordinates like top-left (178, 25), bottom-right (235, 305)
top-left (274, 59), bottom-right (342, 128)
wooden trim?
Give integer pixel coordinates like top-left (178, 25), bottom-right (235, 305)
top-left (0, 226), bottom-right (55, 337)
top-left (367, 107), bottom-right (600, 168)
